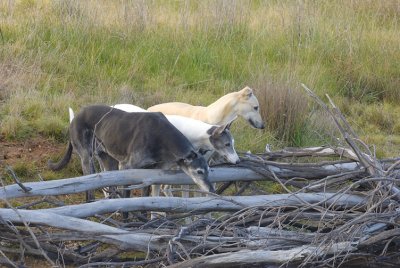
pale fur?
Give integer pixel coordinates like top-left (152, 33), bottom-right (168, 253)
top-left (147, 86), bottom-right (264, 129)
top-left (113, 105), bottom-right (212, 151)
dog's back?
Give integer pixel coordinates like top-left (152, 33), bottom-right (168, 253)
top-left (51, 104), bottom-right (200, 172)
top-left (88, 105), bottom-right (196, 166)
top-left (148, 102), bottom-right (208, 122)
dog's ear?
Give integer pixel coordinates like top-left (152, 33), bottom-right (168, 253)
top-left (198, 148), bottom-right (211, 156)
top-left (224, 119), bottom-right (235, 130)
top-left (208, 125), bottom-right (225, 137)
top-left (179, 157), bottom-right (192, 166)
top-left (184, 150), bottom-right (198, 163)
top-left (240, 86), bottom-right (253, 99)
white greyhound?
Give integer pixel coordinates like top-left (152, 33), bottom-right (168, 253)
top-left (148, 86), bottom-right (264, 129)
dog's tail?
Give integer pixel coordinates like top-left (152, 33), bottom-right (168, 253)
top-left (69, 107), bottom-right (74, 123)
top-left (47, 141), bottom-right (73, 171)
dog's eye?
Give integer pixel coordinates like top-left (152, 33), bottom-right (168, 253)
top-left (225, 143), bottom-right (231, 147)
top-left (253, 106), bottom-right (259, 111)
top-left (186, 151), bottom-right (197, 160)
top-left (197, 170), bottom-right (204, 175)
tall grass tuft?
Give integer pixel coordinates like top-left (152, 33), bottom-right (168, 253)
top-left (255, 75), bottom-right (309, 145)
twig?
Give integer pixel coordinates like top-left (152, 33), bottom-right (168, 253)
top-left (385, 159), bottom-right (400, 175)
top-left (234, 182), bottom-right (252, 196)
top-left (0, 250), bottom-right (17, 268)
top-left (0, 179), bottom-right (56, 267)
top-left (5, 166), bottom-right (32, 193)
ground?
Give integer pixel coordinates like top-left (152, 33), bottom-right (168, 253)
top-left (0, 136), bottom-right (64, 169)
top-left (0, 137), bottom-right (74, 267)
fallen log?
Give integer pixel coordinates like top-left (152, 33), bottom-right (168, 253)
top-left (168, 242), bottom-right (355, 268)
top-left (0, 206), bottom-right (357, 256)
top-left (256, 146), bottom-right (359, 161)
top-left (0, 208), bottom-right (168, 251)
top-left (0, 163), bottom-right (365, 200)
top-left (40, 193), bottom-right (371, 218)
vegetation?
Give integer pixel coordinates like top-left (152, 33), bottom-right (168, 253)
top-left (0, 0), bottom-right (399, 180)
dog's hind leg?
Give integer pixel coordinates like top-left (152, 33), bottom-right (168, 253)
top-left (82, 155), bottom-right (96, 202)
top-left (97, 151), bottom-right (120, 198)
top-left (75, 148), bottom-right (96, 202)
top-left (70, 124), bottom-right (97, 202)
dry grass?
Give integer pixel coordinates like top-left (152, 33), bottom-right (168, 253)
top-left (254, 74), bottom-right (309, 145)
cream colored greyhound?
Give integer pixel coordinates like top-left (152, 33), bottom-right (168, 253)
top-left (148, 86), bottom-right (264, 129)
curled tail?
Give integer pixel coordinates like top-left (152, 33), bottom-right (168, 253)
top-left (48, 141), bottom-right (73, 171)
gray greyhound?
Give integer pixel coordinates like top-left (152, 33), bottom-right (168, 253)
top-left (48, 105), bottom-right (214, 202)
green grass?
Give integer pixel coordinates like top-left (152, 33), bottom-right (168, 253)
top-left (1, 0), bottom-right (399, 175)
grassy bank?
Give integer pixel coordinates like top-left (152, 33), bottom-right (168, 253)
top-left (0, 0), bottom-right (399, 180)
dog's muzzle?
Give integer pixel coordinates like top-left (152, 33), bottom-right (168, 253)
top-left (249, 119), bottom-right (265, 129)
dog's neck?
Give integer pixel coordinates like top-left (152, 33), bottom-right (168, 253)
top-left (206, 92), bottom-right (238, 125)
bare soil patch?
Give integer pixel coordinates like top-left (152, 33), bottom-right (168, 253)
top-left (0, 136), bottom-right (64, 170)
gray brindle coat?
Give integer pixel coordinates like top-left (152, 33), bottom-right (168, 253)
top-left (48, 105), bottom-right (214, 201)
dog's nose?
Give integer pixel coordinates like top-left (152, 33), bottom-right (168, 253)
top-left (259, 123), bottom-right (265, 129)
top-left (235, 159), bottom-right (240, 164)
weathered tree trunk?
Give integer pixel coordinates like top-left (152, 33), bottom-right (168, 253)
top-left (40, 193), bottom-right (371, 218)
top-left (0, 208), bottom-right (167, 251)
top-left (0, 163), bottom-right (366, 200)
top-left (168, 242), bottom-right (355, 268)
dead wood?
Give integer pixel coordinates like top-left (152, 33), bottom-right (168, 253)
top-left (0, 161), bottom-right (374, 200)
top-left (168, 243), bottom-right (355, 268)
top-left (39, 193), bottom-right (371, 218)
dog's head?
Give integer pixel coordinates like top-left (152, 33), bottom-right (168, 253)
top-left (178, 151), bottom-right (214, 193)
top-left (236, 86), bottom-right (265, 129)
top-left (207, 123), bottom-right (240, 164)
